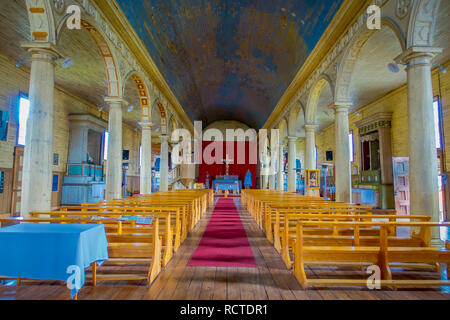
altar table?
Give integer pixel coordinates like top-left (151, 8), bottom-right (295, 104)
top-left (215, 181), bottom-right (240, 194)
top-left (0, 223), bottom-right (109, 298)
top-left (212, 175), bottom-right (242, 193)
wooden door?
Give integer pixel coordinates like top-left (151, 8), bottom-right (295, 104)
top-left (51, 172), bottom-right (64, 209)
top-left (393, 157), bottom-right (410, 215)
top-left (11, 146), bottom-right (24, 216)
top-left (0, 169), bottom-right (13, 215)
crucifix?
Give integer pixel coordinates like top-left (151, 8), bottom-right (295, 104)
top-left (222, 154), bottom-right (233, 176)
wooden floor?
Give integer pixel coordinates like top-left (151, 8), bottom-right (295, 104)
top-left (1, 198), bottom-right (449, 300)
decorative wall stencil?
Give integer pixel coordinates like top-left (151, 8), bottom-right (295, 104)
top-left (396, 0), bottom-right (411, 19)
top-left (53, 0), bottom-right (65, 14)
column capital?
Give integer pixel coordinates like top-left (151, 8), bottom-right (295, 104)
top-left (395, 46), bottom-right (443, 65)
top-left (21, 41), bottom-right (64, 63)
top-left (329, 101), bottom-right (352, 113)
top-left (287, 136), bottom-right (298, 142)
top-left (139, 121), bottom-right (153, 130)
top-left (160, 134), bottom-right (170, 142)
top-left (104, 97), bottom-right (127, 107)
top-left (303, 124), bottom-right (319, 132)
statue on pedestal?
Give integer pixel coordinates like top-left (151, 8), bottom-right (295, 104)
top-left (244, 169), bottom-right (252, 189)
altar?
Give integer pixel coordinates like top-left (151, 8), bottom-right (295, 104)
top-left (213, 175), bottom-right (242, 194)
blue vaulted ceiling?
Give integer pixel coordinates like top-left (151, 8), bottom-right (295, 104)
top-left (116, 0), bottom-right (343, 128)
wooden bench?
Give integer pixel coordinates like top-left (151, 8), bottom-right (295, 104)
top-left (276, 214), bottom-right (432, 269)
top-left (293, 221), bottom-right (450, 289)
top-left (30, 209), bottom-right (176, 267)
top-left (265, 205), bottom-right (382, 243)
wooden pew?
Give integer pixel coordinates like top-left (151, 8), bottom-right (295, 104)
top-left (265, 205), bottom-right (380, 244)
top-left (276, 213), bottom-right (432, 269)
top-left (96, 217), bottom-right (161, 285)
top-left (293, 221), bottom-right (450, 289)
top-left (30, 209), bottom-right (175, 267)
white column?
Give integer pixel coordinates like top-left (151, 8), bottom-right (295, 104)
top-left (260, 166), bottom-right (267, 190)
top-left (105, 97), bottom-right (125, 200)
top-left (269, 174), bottom-right (276, 190)
top-left (160, 134), bottom-right (169, 192)
top-left (277, 144), bottom-right (284, 191)
top-left (304, 124), bottom-right (318, 170)
top-left (140, 121), bottom-right (153, 194)
top-left (20, 42), bottom-right (62, 218)
top-left (287, 136), bottom-right (297, 193)
top-left (396, 47), bottom-right (442, 243)
top-left (331, 102), bottom-right (352, 203)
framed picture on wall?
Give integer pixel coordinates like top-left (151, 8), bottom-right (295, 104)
top-left (0, 109), bottom-right (9, 142)
top-left (306, 170), bottom-right (321, 189)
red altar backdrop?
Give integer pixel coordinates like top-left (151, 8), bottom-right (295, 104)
top-left (198, 141), bottom-right (258, 189)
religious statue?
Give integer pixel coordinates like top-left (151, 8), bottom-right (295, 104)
top-left (244, 169), bottom-right (252, 189)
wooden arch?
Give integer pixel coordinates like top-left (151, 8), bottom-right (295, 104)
top-left (335, 18), bottom-right (406, 103)
top-left (305, 74), bottom-right (334, 124)
top-left (56, 15), bottom-right (122, 98)
top-left (123, 72), bottom-right (151, 123)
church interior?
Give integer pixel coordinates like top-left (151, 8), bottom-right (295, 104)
top-left (0, 0), bottom-right (450, 301)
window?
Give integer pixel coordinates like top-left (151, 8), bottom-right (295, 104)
top-left (18, 96), bottom-right (30, 146)
top-left (434, 98), bottom-right (444, 221)
top-left (0, 171), bottom-right (4, 194)
top-left (315, 147), bottom-right (318, 168)
top-left (433, 100), bottom-right (442, 149)
top-left (103, 131), bottom-right (109, 160)
top-left (349, 132), bottom-right (354, 162)
top-left (53, 153), bottom-right (59, 166)
top-left (0, 110), bottom-right (9, 142)
top-left (52, 174), bottom-right (59, 192)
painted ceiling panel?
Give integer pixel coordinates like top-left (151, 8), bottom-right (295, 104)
top-left (116, 0), bottom-right (343, 128)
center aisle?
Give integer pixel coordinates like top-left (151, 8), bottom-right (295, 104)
top-left (188, 198), bottom-right (257, 268)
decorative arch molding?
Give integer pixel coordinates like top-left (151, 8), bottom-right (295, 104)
top-left (26, 0), bottom-right (57, 43)
top-left (278, 118), bottom-right (288, 141)
top-left (56, 0), bottom-right (181, 115)
top-left (275, 6), bottom-right (408, 130)
top-left (407, 0), bottom-right (442, 47)
top-left (155, 101), bottom-right (168, 135)
top-left (335, 18), bottom-right (406, 102)
top-left (81, 20), bottom-right (121, 97)
top-left (288, 103), bottom-right (304, 137)
top-left (122, 71), bottom-right (151, 122)
top-left (305, 74), bottom-right (335, 124)
top-left (55, 13), bottom-right (122, 98)
top-left (169, 116), bottom-right (179, 134)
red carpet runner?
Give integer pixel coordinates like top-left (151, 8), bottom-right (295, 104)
top-left (188, 198), bottom-right (257, 268)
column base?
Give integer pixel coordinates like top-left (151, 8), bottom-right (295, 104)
top-left (431, 238), bottom-right (444, 247)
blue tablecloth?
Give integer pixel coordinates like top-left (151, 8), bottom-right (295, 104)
top-left (0, 223), bottom-right (109, 298)
top-left (212, 179), bottom-right (242, 191)
top-left (215, 182), bottom-right (240, 194)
